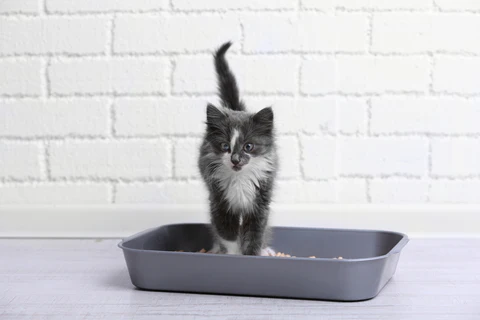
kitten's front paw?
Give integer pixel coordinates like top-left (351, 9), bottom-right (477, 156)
top-left (208, 243), bottom-right (222, 254)
top-left (260, 247), bottom-right (276, 257)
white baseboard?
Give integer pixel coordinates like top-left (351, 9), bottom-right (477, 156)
top-left (1, 204), bottom-right (479, 238)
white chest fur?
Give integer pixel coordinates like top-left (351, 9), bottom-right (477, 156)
top-left (214, 155), bottom-right (273, 212)
top-left (223, 173), bottom-right (258, 211)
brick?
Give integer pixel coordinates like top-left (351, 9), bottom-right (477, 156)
top-left (174, 56), bottom-right (297, 94)
top-left (301, 56), bottom-right (429, 94)
top-left (274, 181), bottom-right (336, 203)
top-left (301, 0), bottom-right (334, 10)
top-left (244, 98), bottom-right (298, 134)
top-left (336, 0), bottom-right (431, 9)
top-left (339, 138), bottom-right (428, 176)
top-left (299, 13), bottom-right (367, 53)
top-left (430, 180), bottom-right (480, 203)
top-left (50, 140), bottom-right (171, 179)
top-left (244, 13), bottom-right (367, 53)
top-left (435, 0), bottom-right (480, 10)
top-left (0, 184), bottom-right (109, 204)
top-left (336, 56), bottom-right (429, 93)
top-left (338, 98), bottom-right (367, 134)
top-left (300, 136), bottom-right (336, 179)
top-left (300, 57), bottom-right (336, 94)
top-left (0, 0), bottom-right (38, 13)
top-left (372, 13), bottom-right (431, 53)
top-left (432, 15), bottom-right (480, 53)
top-left (0, 99), bottom-right (108, 137)
top-left (0, 142), bottom-right (41, 179)
top-left (372, 13), bottom-right (480, 53)
top-left (337, 179), bottom-right (367, 203)
top-left (174, 138), bottom-right (202, 178)
top-left (277, 136), bottom-right (300, 179)
top-left (371, 98), bottom-right (480, 135)
top-left (297, 98), bottom-right (336, 134)
top-left (0, 17), bottom-right (107, 55)
top-left (173, 57), bottom-right (214, 94)
top-left (431, 139), bottom-right (480, 176)
top-left (172, 0), bottom-right (296, 10)
top-left (115, 181), bottom-right (208, 204)
top-left (115, 98), bottom-right (207, 136)
top-left (242, 14), bottom-right (297, 53)
top-left (47, 0), bottom-right (168, 12)
top-left (114, 15), bottom-right (240, 53)
top-left (433, 57), bottom-right (480, 94)
top-left (370, 179), bottom-right (429, 203)
top-left (0, 59), bottom-right (41, 96)
top-left (49, 58), bottom-right (167, 95)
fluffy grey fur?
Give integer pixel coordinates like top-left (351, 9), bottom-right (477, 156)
top-left (198, 42), bottom-right (278, 256)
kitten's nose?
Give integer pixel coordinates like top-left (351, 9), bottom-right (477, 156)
top-left (231, 154), bottom-right (241, 165)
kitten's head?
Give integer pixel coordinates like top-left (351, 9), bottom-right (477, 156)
top-left (205, 104), bottom-right (275, 173)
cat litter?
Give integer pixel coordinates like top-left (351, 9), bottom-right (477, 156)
top-left (177, 248), bottom-right (343, 259)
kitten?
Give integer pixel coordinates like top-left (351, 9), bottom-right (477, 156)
top-left (198, 42), bottom-right (278, 256)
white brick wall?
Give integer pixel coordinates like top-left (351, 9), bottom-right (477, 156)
top-left (1, 2), bottom-right (479, 204)
top-left (336, 179), bottom-right (367, 203)
top-left (431, 139), bottom-right (480, 177)
top-left (0, 99), bottom-right (109, 137)
top-left (277, 136), bottom-right (301, 179)
top-left (0, 59), bottom-right (41, 96)
top-left (372, 14), bottom-right (480, 54)
top-left (338, 138), bottom-right (429, 176)
top-left (0, 17), bottom-right (108, 55)
top-left (0, 183), bottom-right (110, 204)
top-left (46, 0), bottom-right (168, 13)
top-left (172, 0), bottom-right (296, 11)
top-left (300, 56), bottom-right (430, 94)
top-left (0, 142), bottom-right (42, 180)
top-left (116, 181), bottom-right (207, 204)
top-left (430, 180), bottom-right (480, 203)
top-left (49, 58), bottom-right (168, 95)
top-left (0, 0), bottom-right (38, 14)
top-left (242, 13), bottom-right (368, 53)
top-left (114, 98), bottom-right (206, 136)
top-left (49, 140), bottom-right (171, 179)
top-left (300, 136), bottom-right (336, 179)
top-left (335, 0), bottom-right (431, 10)
top-left (435, 0), bottom-right (480, 11)
top-left (173, 138), bottom-right (202, 178)
top-left (114, 15), bottom-right (240, 54)
top-left (371, 98), bottom-right (480, 135)
top-left (370, 179), bottom-right (430, 203)
top-left (174, 56), bottom-right (298, 94)
top-left (433, 57), bottom-right (480, 94)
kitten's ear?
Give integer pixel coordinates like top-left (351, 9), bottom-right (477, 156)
top-left (253, 107), bottom-right (274, 125)
top-left (206, 104), bottom-right (225, 127)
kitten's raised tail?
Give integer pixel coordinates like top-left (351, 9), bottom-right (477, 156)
top-left (214, 42), bottom-right (245, 111)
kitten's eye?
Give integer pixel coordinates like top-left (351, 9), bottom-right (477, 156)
top-left (220, 142), bottom-right (230, 152)
top-left (244, 143), bottom-right (254, 152)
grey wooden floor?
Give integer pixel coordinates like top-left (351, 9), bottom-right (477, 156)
top-left (0, 238), bottom-right (479, 320)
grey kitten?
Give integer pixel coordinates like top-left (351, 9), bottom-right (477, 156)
top-left (198, 42), bottom-right (278, 256)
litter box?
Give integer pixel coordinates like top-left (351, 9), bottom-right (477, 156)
top-left (118, 223), bottom-right (408, 301)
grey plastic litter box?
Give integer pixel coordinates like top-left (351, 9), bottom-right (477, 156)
top-left (119, 223), bottom-right (408, 301)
